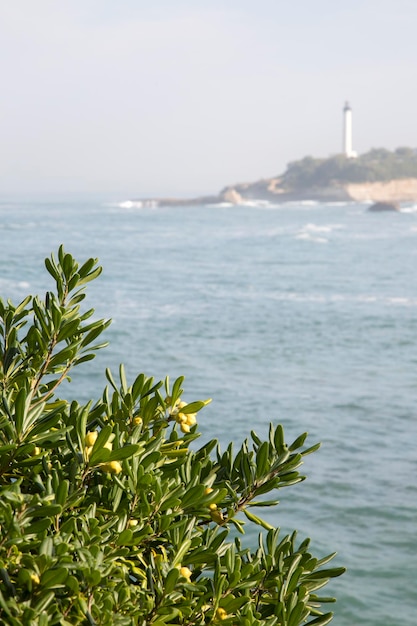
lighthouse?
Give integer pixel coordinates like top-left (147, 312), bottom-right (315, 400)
top-left (343, 101), bottom-right (357, 158)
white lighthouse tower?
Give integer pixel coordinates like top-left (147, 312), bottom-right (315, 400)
top-left (343, 101), bottom-right (357, 158)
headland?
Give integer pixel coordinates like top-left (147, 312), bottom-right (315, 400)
top-left (130, 147), bottom-right (417, 207)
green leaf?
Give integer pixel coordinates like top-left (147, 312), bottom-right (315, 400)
top-left (44, 257), bottom-right (60, 281)
top-left (41, 568), bottom-right (68, 589)
top-left (27, 504), bottom-right (62, 518)
top-left (180, 484), bottom-right (206, 509)
top-left (288, 601), bottom-right (307, 626)
top-left (14, 387), bottom-right (27, 436)
top-left (14, 295), bottom-right (32, 317)
top-left (302, 442), bottom-right (321, 456)
top-left (170, 376), bottom-right (185, 406)
top-left (116, 529), bottom-right (133, 546)
top-left (255, 441), bottom-right (269, 478)
top-left (57, 319), bottom-right (82, 342)
top-left (32, 297), bottom-right (51, 337)
top-left (48, 345), bottom-right (77, 368)
top-left (243, 509), bottom-right (274, 530)
top-left (33, 591), bottom-right (56, 614)
top-left (56, 480), bottom-right (69, 506)
top-left (108, 444), bottom-right (141, 462)
top-left (305, 612), bottom-right (334, 626)
top-left (164, 568), bottom-right (179, 594)
top-left (22, 400), bottom-right (48, 435)
top-left (77, 257), bottom-right (97, 279)
top-left (74, 354), bottom-right (96, 365)
top-left (172, 539), bottom-right (192, 568)
top-left (80, 323), bottom-right (108, 348)
top-left (26, 519), bottom-right (52, 535)
top-left (289, 432), bottom-right (308, 451)
top-left (303, 567), bottom-right (346, 581)
top-left (178, 400), bottom-right (206, 415)
top-left (89, 425), bottom-right (113, 464)
top-left (66, 575), bottom-right (79, 594)
top-left (119, 363), bottom-right (128, 394)
top-left (77, 266), bottom-right (102, 285)
top-left (274, 424), bottom-right (286, 453)
top-left (105, 368), bottom-right (119, 393)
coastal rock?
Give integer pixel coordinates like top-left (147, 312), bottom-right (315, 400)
top-left (220, 187), bottom-right (244, 204)
top-left (368, 201), bottom-right (399, 212)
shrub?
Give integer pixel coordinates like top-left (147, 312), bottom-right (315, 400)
top-left (0, 248), bottom-right (344, 625)
top-left (282, 147), bottom-right (417, 188)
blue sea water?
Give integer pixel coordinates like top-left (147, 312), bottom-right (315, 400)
top-left (0, 197), bottom-right (416, 625)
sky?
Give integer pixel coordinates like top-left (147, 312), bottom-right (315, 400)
top-left (1, 0), bottom-right (417, 198)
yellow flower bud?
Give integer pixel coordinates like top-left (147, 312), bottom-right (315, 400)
top-left (177, 413), bottom-right (188, 423)
top-left (209, 503), bottom-right (218, 511)
top-left (204, 487), bottom-right (214, 495)
top-left (215, 607), bottom-right (228, 621)
top-left (31, 446), bottom-right (41, 456)
top-left (133, 416), bottom-right (142, 425)
top-left (101, 460), bottom-right (122, 474)
top-left (84, 446), bottom-right (93, 460)
top-left (30, 573), bottom-right (40, 585)
top-left (85, 431), bottom-right (98, 447)
top-left (186, 413), bottom-right (197, 426)
top-left (128, 519), bottom-right (138, 527)
top-left (103, 441), bottom-right (113, 451)
top-left (179, 566), bottom-right (192, 581)
top-left (180, 423), bottom-right (190, 434)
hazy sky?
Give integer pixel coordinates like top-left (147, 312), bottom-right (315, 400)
top-left (1, 0), bottom-right (416, 197)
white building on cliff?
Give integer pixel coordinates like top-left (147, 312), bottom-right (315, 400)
top-left (343, 101), bottom-right (357, 158)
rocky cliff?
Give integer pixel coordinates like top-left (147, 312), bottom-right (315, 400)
top-left (344, 178), bottom-right (417, 203)
top-left (219, 177), bottom-right (417, 204)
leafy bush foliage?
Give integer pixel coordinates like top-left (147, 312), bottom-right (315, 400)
top-left (0, 248), bottom-right (344, 625)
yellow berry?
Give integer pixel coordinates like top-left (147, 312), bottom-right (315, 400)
top-left (210, 509), bottom-right (224, 525)
top-left (101, 461), bottom-right (122, 475)
top-left (133, 416), bottom-right (142, 425)
top-left (31, 446), bottom-right (41, 456)
top-left (215, 607), bottom-right (228, 621)
top-left (30, 573), bottom-right (40, 585)
top-left (179, 566), bottom-right (192, 581)
top-left (204, 487), bottom-right (213, 495)
top-left (85, 431), bottom-right (98, 447)
top-left (128, 519), bottom-right (138, 527)
top-left (209, 503), bottom-right (218, 511)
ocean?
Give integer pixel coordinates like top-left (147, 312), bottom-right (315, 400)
top-left (0, 197), bottom-right (416, 625)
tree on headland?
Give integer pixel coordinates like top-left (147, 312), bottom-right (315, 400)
top-left (0, 248), bottom-right (345, 625)
top-left (282, 147), bottom-right (417, 189)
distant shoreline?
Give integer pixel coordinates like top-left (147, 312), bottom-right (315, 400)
top-left (129, 148), bottom-right (417, 207)
top-left (128, 178), bottom-right (417, 208)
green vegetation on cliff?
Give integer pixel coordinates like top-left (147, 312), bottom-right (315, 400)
top-left (282, 147), bottom-right (417, 190)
